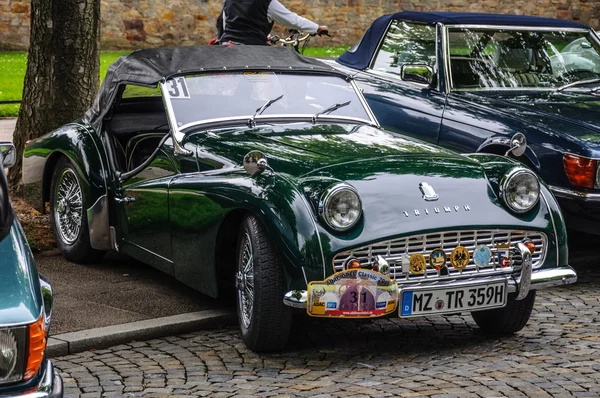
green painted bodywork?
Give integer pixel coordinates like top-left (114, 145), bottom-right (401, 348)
top-left (0, 219), bottom-right (43, 325)
top-left (23, 121), bottom-right (569, 298)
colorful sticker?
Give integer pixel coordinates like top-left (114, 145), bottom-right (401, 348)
top-left (429, 249), bottom-right (447, 271)
top-left (473, 245), bottom-right (492, 267)
top-left (497, 243), bottom-right (511, 268)
top-left (450, 246), bottom-right (470, 270)
top-left (409, 253), bottom-right (427, 275)
top-left (307, 269), bottom-right (399, 318)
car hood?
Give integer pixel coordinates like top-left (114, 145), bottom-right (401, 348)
top-left (463, 91), bottom-right (600, 148)
top-left (193, 123), bottom-right (457, 177)
top-left (0, 220), bottom-right (42, 326)
top-left (192, 123), bottom-right (550, 245)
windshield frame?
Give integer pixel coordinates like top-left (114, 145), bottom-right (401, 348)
top-left (442, 24), bottom-right (600, 93)
top-left (160, 70), bottom-right (379, 147)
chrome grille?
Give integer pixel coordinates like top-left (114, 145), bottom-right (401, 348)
top-left (332, 230), bottom-right (547, 281)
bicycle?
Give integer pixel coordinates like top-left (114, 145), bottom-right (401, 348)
top-left (268, 29), bottom-right (329, 54)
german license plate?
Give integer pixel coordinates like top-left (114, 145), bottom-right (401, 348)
top-left (399, 280), bottom-right (507, 317)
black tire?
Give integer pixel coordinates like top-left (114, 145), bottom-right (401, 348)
top-left (471, 290), bottom-right (536, 334)
top-left (50, 157), bottom-right (106, 263)
top-left (236, 214), bottom-right (291, 352)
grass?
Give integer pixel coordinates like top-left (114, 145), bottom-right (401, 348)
top-left (0, 47), bottom-right (348, 118)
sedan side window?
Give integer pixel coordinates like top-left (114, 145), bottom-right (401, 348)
top-left (371, 20), bottom-right (436, 76)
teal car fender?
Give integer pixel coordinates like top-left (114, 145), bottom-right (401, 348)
top-left (23, 122), bottom-right (111, 250)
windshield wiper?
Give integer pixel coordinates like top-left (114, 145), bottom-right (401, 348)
top-left (312, 101), bottom-right (351, 124)
top-left (248, 95), bottom-right (284, 128)
top-left (556, 78), bottom-right (600, 93)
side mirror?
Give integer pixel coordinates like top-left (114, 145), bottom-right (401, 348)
top-left (0, 142), bottom-right (16, 168)
top-left (243, 151), bottom-right (269, 176)
top-left (505, 133), bottom-right (527, 157)
top-left (400, 64), bottom-right (435, 86)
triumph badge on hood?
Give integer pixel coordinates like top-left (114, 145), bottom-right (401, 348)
top-left (419, 182), bottom-right (439, 202)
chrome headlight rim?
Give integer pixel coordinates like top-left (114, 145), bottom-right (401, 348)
top-left (0, 326), bottom-right (26, 385)
top-left (596, 162), bottom-right (600, 189)
top-left (319, 183), bottom-right (362, 232)
top-left (500, 167), bottom-right (540, 214)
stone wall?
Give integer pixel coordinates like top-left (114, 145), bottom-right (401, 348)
top-left (1, 0), bottom-right (599, 50)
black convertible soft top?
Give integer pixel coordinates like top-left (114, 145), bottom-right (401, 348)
top-left (83, 45), bottom-right (338, 133)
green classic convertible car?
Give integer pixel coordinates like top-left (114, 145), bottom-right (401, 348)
top-left (23, 46), bottom-right (576, 351)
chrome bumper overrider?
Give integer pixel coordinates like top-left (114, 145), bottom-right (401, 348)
top-left (9, 360), bottom-right (63, 398)
top-left (283, 242), bottom-right (576, 309)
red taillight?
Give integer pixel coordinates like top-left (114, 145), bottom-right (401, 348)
top-left (24, 316), bottom-right (46, 381)
top-left (25, 140), bottom-right (30, 147)
top-left (563, 154), bottom-right (597, 189)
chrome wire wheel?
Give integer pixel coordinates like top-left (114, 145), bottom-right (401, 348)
top-left (236, 232), bottom-right (255, 329)
top-left (53, 169), bottom-right (83, 245)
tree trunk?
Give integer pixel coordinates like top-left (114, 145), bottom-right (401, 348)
top-left (9, 0), bottom-right (54, 186)
top-left (9, 0), bottom-right (100, 187)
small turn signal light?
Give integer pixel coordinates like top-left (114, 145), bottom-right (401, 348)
top-left (346, 258), bottom-right (361, 269)
top-left (24, 316), bottom-right (46, 381)
top-left (523, 240), bottom-right (536, 254)
top-left (563, 154), bottom-right (597, 189)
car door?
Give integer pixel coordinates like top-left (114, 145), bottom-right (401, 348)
top-left (358, 20), bottom-right (446, 144)
top-left (115, 138), bottom-right (179, 275)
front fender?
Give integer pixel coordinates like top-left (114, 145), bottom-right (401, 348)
top-left (23, 122), bottom-right (111, 250)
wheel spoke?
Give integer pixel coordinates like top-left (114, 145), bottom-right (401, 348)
top-left (54, 169), bottom-right (83, 245)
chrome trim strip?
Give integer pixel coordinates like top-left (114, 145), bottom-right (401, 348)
top-left (515, 242), bottom-right (532, 300)
top-left (446, 25), bottom-right (590, 33)
top-left (282, 266), bottom-right (577, 308)
top-left (441, 23), bottom-right (451, 93)
top-left (349, 79), bottom-right (380, 126)
top-left (540, 190), bottom-right (560, 266)
top-left (549, 185), bottom-right (600, 201)
top-left (160, 80), bottom-right (191, 156)
top-left (178, 115), bottom-right (374, 133)
top-left (86, 194), bottom-right (111, 251)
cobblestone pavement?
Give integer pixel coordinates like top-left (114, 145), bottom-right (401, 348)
top-left (55, 248), bottom-right (600, 398)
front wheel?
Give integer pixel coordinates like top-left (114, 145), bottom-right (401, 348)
top-left (471, 290), bottom-right (536, 334)
top-left (50, 157), bottom-right (106, 263)
top-left (236, 214), bottom-right (291, 352)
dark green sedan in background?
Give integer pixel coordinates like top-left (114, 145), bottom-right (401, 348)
top-left (22, 46), bottom-right (576, 352)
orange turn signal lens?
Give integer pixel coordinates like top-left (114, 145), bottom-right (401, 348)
top-left (346, 258), bottom-right (361, 269)
top-left (563, 154), bottom-right (597, 189)
top-left (24, 316), bottom-right (46, 381)
top-left (523, 240), bottom-right (536, 254)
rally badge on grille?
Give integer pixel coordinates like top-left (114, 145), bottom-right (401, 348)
top-left (473, 245), bottom-right (492, 267)
top-left (409, 253), bottom-right (427, 275)
top-left (450, 246), bottom-right (470, 270)
top-left (429, 248), bottom-right (447, 271)
top-left (497, 243), bottom-right (511, 268)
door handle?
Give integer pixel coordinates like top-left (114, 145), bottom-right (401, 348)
top-left (116, 196), bottom-right (136, 203)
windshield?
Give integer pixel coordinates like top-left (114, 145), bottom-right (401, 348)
top-left (447, 28), bottom-right (600, 90)
top-left (164, 72), bottom-right (372, 130)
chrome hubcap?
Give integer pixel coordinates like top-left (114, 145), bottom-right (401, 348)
top-left (53, 169), bottom-right (83, 245)
top-left (237, 233), bottom-right (255, 329)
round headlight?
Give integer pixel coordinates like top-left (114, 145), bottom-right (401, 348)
top-left (0, 330), bottom-right (17, 380)
top-left (500, 168), bottom-right (540, 213)
top-left (319, 183), bottom-right (362, 231)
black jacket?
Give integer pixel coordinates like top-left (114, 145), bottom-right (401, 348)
top-left (218, 0), bottom-right (274, 45)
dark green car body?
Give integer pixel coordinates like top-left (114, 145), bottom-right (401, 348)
top-left (22, 46), bottom-right (575, 350)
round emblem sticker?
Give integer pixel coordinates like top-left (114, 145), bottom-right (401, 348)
top-left (429, 248), bottom-right (447, 271)
top-left (473, 245), bottom-right (492, 267)
top-left (409, 253), bottom-right (427, 275)
top-left (450, 246), bottom-right (470, 270)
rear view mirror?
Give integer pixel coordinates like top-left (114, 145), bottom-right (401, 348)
top-left (401, 64), bottom-right (435, 86)
top-left (0, 142), bottom-right (16, 168)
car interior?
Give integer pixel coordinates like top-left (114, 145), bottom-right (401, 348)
top-left (102, 88), bottom-right (169, 172)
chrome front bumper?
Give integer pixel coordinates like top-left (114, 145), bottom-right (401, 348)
top-left (3, 360), bottom-right (63, 398)
top-left (283, 242), bottom-right (577, 309)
